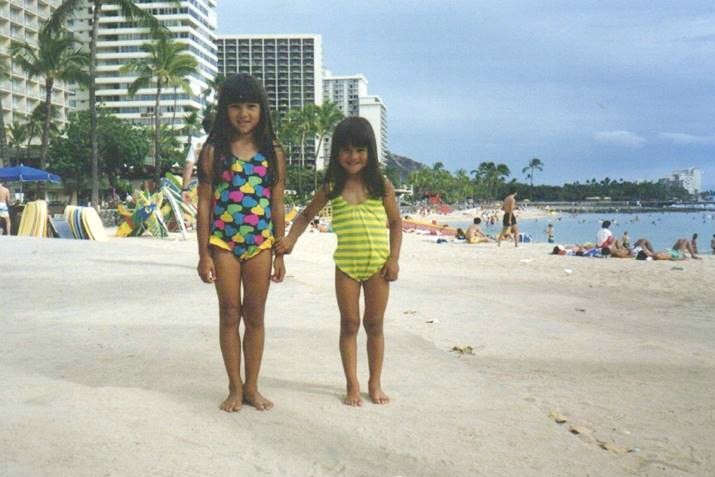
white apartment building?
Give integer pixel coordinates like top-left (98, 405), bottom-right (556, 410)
top-left (1, 0), bottom-right (73, 144)
top-left (359, 95), bottom-right (388, 165)
top-left (216, 34), bottom-right (323, 166)
top-left (67, 0), bottom-right (217, 133)
top-left (662, 167), bottom-right (703, 195)
top-left (322, 73), bottom-right (388, 165)
top-left (323, 72), bottom-right (367, 117)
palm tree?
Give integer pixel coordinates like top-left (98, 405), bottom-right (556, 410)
top-left (181, 109), bottom-right (202, 152)
top-left (47, 0), bottom-right (167, 207)
top-left (284, 105), bottom-right (317, 197)
top-left (121, 35), bottom-right (198, 188)
top-left (477, 161), bottom-right (511, 200)
top-left (272, 110), bottom-right (296, 163)
top-left (521, 157), bottom-right (544, 189)
top-left (0, 56), bottom-right (10, 167)
top-left (30, 103), bottom-right (62, 145)
top-left (312, 101), bottom-right (343, 190)
top-left (7, 120), bottom-right (31, 166)
top-left (200, 72), bottom-right (224, 117)
top-left (11, 26), bottom-right (88, 170)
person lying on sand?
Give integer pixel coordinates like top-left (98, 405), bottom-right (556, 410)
top-left (654, 238), bottom-right (700, 260)
top-left (606, 237), bottom-right (655, 258)
top-left (636, 238), bottom-right (701, 261)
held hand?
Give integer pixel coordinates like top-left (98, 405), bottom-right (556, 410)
top-left (181, 190), bottom-right (192, 204)
top-left (275, 235), bottom-right (296, 255)
top-left (380, 258), bottom-right (399, 281)
top-left (271, 255), bottom-right (286, 283)
top-left (197, 256), bottom-right (216, 283)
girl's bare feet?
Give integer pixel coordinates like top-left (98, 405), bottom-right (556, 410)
top-left (220, 387), bottom-right (243, 412)
top-left (243, 388), bottom-right (273, 411)
top-left (344, 382), bottom-right (363, 406)
top-left (369, 382), bottom-right (390, 404)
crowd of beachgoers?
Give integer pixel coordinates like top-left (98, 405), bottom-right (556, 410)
top-left (394, 203), bottom-right (715, 261)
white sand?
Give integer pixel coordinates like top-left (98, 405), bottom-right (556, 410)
top-left (1, 233), bottom-right (714, 476)
top-left (420, 206), bottom-right (554, 224)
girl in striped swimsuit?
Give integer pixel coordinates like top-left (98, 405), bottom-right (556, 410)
top-left (277, 117), bottom-right (402, 406)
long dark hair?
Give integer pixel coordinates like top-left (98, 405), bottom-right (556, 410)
top-left (198, 73), bottom-right (278, 186)
top-left (324, 116), bottom-right (384, 199)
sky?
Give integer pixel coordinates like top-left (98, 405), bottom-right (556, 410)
top-left (216, 1), bottom-right (715, 189)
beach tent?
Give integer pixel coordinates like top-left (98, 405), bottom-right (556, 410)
top-left (0, 165), bottom-right (61, 183)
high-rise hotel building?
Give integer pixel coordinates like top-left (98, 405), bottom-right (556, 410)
top-left (1, 0), bottom-right (73, 138)
top-left (68, 0), bottom-right (218, 130)
top-left (358, 94), bottom-right (388, 165)
top-left (323, 73), bottom-right (388, 164)
top-left (216, 34), bottom-right (323, 166)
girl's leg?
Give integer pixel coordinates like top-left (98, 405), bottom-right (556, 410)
top-left (335, 267), bottom-right (363, 406)
top-left (363, 272), bottom-right (390, 404)
top-left (212, 248), bottom-right (244, 412)
top-left (240, 249), bottom-right (274, 410)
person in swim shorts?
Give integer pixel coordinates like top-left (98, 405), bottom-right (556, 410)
top-left (497, 188), bottom-right (519, 247)
top-left (0, 181), bottom-right (12, 235)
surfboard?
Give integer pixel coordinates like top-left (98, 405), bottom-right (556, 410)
top-left (17, 202), bottom-right (34, 236)
top-left (82, 207), bottom-right (107, 241)
top-left (74, 207), bottom-right (85, 239)
top-left (49, 216), bottom-right (74, 239)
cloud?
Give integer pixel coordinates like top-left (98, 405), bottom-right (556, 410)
top-left (593, 130), bottom-right (646, 148)
top-left (660, 132), bottom-right (715, 145)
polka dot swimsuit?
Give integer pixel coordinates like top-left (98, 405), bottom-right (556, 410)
top-left (209, 152), bottom-right (274, 260)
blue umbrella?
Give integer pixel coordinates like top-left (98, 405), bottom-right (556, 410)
top-left (0, 165), bottom-right (61, 183)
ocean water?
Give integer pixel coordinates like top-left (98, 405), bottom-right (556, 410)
top-left (453, 212), bottom-right (715, 251)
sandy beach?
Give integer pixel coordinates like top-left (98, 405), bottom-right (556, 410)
top-left (1, 232), bottom-right (714, 476)
top-left (419, 206), bottom-right (555, 225)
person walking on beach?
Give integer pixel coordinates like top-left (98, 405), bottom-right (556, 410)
top-left (0, 181), bottom-right (11, 236)
top-left (195, 74), bottom-right (286, 412)
top-left (497, 188), bottom-right (519, 247)
top-left (276, 117), bottom-right (402, 406)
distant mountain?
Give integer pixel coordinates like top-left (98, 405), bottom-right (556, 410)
top-left (385, 152), bottom-right (427, 184)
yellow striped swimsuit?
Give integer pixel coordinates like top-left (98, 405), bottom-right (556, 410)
top-left (331, 195), bottom-right (389, 282)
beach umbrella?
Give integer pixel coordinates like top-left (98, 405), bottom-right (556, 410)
top-left (0, 165), bottom-right (61, 183)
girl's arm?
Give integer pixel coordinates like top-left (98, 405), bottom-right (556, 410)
top-left (381, 179), bottom-right (402, 281)
top-left (275, 184), bottom-right (329, 255)
top-left (270, 144), bottom-right (287, 282)
top-left (196, 145), bottom-right (216, 283)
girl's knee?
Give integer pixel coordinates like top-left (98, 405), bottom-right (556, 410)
top-left (363, 317), bottom-right (384, 336)
top-left (219, 303), bottom-right (241, 327)
top-left (242, 313), bottom-right (265, 330)
top-left (340, 316), bottom-right (361, 336)
top-left (241, 300), bottom-right (266, 330)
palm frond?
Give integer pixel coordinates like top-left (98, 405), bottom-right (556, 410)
top-left (44, 0), bottom-right (85, 33)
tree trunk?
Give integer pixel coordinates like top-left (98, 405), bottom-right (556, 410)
top-left (90, 0), bottom-right (100, 208)
top-left (314, 134), bottom-right (324, 192)
top-left (298, 132), bottom-right (305, 199)
top-left (40, 77), bottom-right (54, 170)
top-left (171, 85), bottom-right (177, 128)
top-left (0, 97), bottom-right (7, 167)
top-left (154, 79), bottom-right (162, 189)
top-left (25, 128), bottom-right (33, 165)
